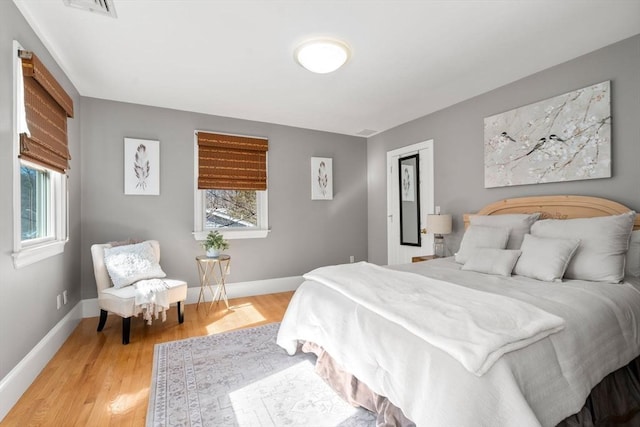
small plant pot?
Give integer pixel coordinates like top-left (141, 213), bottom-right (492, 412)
top-left (206, 248), bottom-right (220, 258)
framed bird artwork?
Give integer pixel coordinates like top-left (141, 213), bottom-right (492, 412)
top-left (483, 81), bottom-right (611, 188)
top-left (124, 138), bottom-right (160, 195)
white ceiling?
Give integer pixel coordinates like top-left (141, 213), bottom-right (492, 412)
top-left (13, 0), bottom-right (640, 137)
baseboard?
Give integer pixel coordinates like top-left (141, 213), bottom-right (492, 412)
top-left (191, 275), bottom-right (303, 302)
top-left (82, 275), bottom-right (304, 318)
top-left (0, 302), bottom-right (83, 422)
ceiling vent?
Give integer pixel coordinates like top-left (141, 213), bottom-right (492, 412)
top-left (63, 0), bottom-right (117, 18)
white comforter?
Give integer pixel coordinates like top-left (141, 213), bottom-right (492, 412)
top-left (276, 258), bottom-right (640, 427)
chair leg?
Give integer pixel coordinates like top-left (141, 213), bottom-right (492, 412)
top-left (177, 301), bottom-right (185, 324)
top-left (97, 309), bottom-right (108, 332)
top-left (122, 317), bottom-right (131, 345)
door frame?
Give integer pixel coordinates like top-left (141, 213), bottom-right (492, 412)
top-left (387, 140), bottom-right (434, 265)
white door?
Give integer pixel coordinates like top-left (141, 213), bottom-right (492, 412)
top-left (387, 140), bottom-right (434, 265)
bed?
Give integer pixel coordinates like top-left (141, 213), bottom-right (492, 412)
top-left (277, 195), bottom-right (640, 427)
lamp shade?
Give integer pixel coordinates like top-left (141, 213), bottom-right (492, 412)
top-left (427, 214), bottom-right (452, 235)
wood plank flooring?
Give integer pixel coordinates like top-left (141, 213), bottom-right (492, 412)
top-left (1, 292), bottom-right (294, 427)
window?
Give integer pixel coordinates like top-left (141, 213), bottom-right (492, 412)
top-left (12, 41), bottom-right (73, 268)
top-left (195, 189), bottom-right (268, 240)
top-left (21, 165), bottom-right (50, 241)
top-left (14, 159), bottom-right (69, 268)
top-left (205, 190), bottom-right (257, 228)
top-left (193, 131), bottom-right (269, 240)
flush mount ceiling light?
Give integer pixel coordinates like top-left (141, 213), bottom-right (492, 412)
top-left (294, 39), bottom-right (351, 74)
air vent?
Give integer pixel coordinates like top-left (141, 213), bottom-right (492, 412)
top-left (63, 0), bottom-right (117, 18)
top-left (356, 129), bottom-right (378, 137)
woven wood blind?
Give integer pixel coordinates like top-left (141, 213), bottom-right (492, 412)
top-left (197, 132), bottom-right (268, 191)
top-left (19, 51), bottom-right (74, 174)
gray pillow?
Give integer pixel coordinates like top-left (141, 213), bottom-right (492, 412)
top-left (469, 213), bottom-right (540, 249)
top-left (513, 234), bottom-right (580, 282)
top-left (626, 230), bottom-right (640, 278)
top-left (461, 249), bottom-right (522, 277)
top-left (103, 241), bottom-right (166, 288)
top-left (531, 211), bottom-right (636, 283)
top-left (455, 225), bottom-right (510, 264)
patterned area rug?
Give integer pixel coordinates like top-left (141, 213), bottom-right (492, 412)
top-left (147, 323), bottom-right (376, 426)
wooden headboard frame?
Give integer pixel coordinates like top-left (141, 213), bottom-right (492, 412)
top-left (463, 195), bottom-right (640, 231)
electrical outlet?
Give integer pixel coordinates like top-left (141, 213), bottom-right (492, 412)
top-left (63, 290), bottom-right (68, 305)
top-left (349, 255), bottom-right (355, 263)
top-left (56, 294), bottom-right (62, 310)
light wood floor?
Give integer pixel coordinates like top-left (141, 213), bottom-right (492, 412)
top-left (2, 292), bottom-right (294, 427)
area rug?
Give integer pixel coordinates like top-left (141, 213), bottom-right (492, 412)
top-left (147, 323), bottom-right (376, 426)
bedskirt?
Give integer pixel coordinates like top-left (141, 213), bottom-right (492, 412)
top-left (558, 357), bottom-right (640, 427)
top-left (302, 342), bottom-right (640, 427)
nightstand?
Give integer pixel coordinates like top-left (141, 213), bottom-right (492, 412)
top-left (411, 255), bottom-right (440, 263)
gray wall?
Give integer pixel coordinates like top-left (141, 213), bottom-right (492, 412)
top-left (368, 34), bottom-right (640, 265)
top-left (0, 1), bottom-right (82, 379)
top-left (80, 98), bottom-right (368, 299)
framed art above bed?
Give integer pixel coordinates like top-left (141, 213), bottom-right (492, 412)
top-left (483, 81), bottom-right (611, 188)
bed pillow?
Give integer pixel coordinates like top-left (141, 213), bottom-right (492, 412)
top-left (530, 211), bottom-right (635, 283)
top-left (103, 241), bottom-right (166, 288)
top-left (469, 213), bottom-right (540, 249)
top-left (461, 249), bottom-right (522, 277)
top-left (513, 234), bottom-right (580, 282)
top-left (454, 225), bottom-right (510, 264)
top-left (626, 230), bottom-right (640, 278)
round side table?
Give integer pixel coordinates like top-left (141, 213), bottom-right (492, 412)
top-left (195, 254), bottom-right (231, 312)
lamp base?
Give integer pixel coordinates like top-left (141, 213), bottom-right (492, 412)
top-left (433, 234), bottom-right (445, 257)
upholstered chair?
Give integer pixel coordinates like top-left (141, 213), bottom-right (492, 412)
top-left (91, 240), bottom-right (187, 344)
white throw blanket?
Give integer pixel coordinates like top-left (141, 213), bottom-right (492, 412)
top-left (134, 279), bottom-right (169, 325)
top-left (304, 262), bottom-right (565, 375)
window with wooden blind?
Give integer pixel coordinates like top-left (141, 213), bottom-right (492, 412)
top-left (194, 131), bottom-right (269, 240)
top-left (12, 41), bottom-right (73, 268)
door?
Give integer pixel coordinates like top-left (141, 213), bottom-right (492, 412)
top-left (387, 140), bottom-right (434, 265)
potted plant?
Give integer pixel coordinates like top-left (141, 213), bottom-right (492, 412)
top-left (202, 230), bottom-right (229, 257)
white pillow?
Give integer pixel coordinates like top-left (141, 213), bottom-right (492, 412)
top-left (461, 249), bottom-right (522, 277)
top-left (103, 241), bottom-right (166, 288)
top-left (531, 211), bottom-right (635, 283)
top-left (513, 234), bottom-right (580, 282)
top-left (469, 213), bottom-right (540, 249)
top-left (626, 230), bottom-right (640, 278)
top-left (455, 225), bottom-right (510, 264)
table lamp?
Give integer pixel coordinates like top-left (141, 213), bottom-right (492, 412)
top-left (426, 214), bottom-right (452, 257)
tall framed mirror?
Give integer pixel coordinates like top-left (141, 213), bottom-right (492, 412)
top-left (398, 154), bottom-right (421, 246)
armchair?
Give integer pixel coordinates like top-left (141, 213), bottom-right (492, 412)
top-left (91, 240), bottom-right (187, 344)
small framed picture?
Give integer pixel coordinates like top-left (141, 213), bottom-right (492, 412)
top-left (124, 138), bottom-right (160, 195)
top-left (311, 157), bottom-right (333, 200)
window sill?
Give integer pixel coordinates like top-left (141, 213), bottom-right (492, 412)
top-left (13, 239), bottom-right (67, 269)
top-left (193, 228), bottom-right (270, 240)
